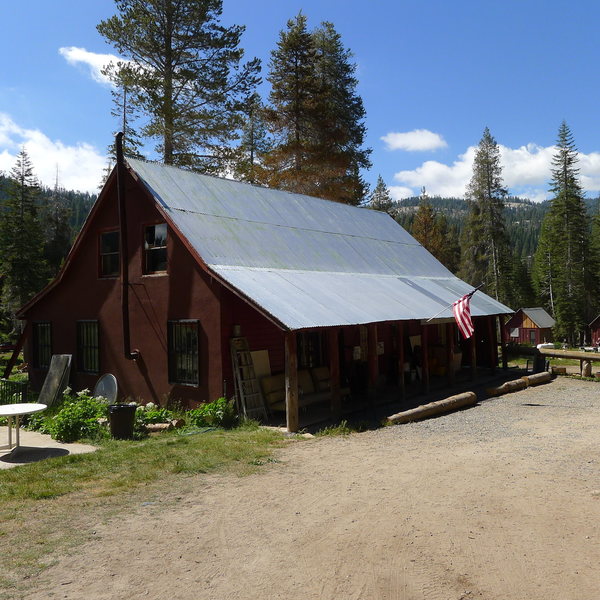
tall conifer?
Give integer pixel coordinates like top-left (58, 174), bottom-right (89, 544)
top-left (460, 127), bottom-right (510, 302)
top-left (533, 121), bottom-right (590, 344)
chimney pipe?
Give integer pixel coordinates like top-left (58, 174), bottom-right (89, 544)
top-left (116, 132), bottom-right (140, 361)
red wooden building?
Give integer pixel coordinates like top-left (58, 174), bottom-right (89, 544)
top-left (18, 153), bottom-right (513, 431)
top-left (504, 307), bottom-right (555, 346)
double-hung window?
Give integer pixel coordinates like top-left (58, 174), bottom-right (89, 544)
top-left (77, 321), bottom-right (100, 374)
top-left (168, 320), bottom-right (199, 386)
top-left (99, 231), bottom-right (120, 277)
top-left (32, 322), bottom-right (52, 369)
top-left (144, 223), bottom-right (167, 274)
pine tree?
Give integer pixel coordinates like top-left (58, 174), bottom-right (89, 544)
top-left (264, 13), bottom-right (320, 194)
top-left (41, 175), bottom-right (73, 276)
top-left (264, 14), bottom-right (370, 203)
top-left (533, 121), bottom-right (590, 344)
top-left (460, 127), bottom-right (511, 302)
top-left (368, 175), bottom-right (392, 213)
top-left (231, 93), bottom-right (272, 184)
top-left (98, 0), bottom-right (260, 172)
top-left (0, 150), bottom-right (47, 333)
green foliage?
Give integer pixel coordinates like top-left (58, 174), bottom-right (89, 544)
top-left (187, 397), bottom-right (237, 429)
top-left (46, 390), bottom-right (109, 443)
top-left (264, 13), bottom-right (370, 204)
top-left (98, 0), bottom-right (261, 171)
top-left (368, 175), bottom-right (393, 213)
top-left (315, 419), bottom-right (353, 436)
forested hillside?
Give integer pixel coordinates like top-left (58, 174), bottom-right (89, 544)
top-left (394, 195), bottom-right (600, 259)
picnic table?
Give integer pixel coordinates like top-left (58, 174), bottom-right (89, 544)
top-left (0, 403), bottom-right (47, 452)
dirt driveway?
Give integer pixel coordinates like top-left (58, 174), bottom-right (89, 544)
top-left (22, 377), bottom-right (600, 600)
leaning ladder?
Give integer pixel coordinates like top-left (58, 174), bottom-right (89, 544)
top-left (230, 337), bottom-right (268, 421)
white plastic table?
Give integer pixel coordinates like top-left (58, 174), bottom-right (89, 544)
top-left (0, 403), bottom-right (47, 451)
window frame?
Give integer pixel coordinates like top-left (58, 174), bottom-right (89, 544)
top-left (98, 229), bottom-right (120, 278)
top-left (32, 321), bottom-right (52, 369)
top-left (76, 320), bottom-right (100, 375)
top-left (297, 330), bottom-right (327, 369)
top-left (167, 319), bottom-right (200, 386)
top-left (143, 222), bottom-right (168, 275)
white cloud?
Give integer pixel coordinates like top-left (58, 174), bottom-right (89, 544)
top-left (389, 186), bottom-right (414, 200)
top-left (381, 129), bottom-right (448, 152)
top-left (0, 113), bottom-right (106, 194)
top-left (391, 142), bottom-right (600, 201)
top-left (59, 46), bottom-right (121, 85)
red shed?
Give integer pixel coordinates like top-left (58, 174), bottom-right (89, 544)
top-left (18, 156), bottom-right (513, 431)
top-left (504, 307), bottom-right (555, 346)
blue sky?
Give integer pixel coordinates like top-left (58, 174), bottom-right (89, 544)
top-left (2, 0), bottom-right (600, 200)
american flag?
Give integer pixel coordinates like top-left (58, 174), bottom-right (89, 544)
top-left (453, 291), bottom-right (475, 339)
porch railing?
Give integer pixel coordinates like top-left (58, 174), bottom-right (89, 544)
top-left (0, 379), bottom-right (28, 404)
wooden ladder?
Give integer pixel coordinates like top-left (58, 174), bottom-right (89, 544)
top-left (230, 337), bottom-right (268, 421)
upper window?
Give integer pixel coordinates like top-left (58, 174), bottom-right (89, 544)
top-left (297, 331), bottom-right (326, 369)
top-left (77, 321), bottom-right (100, 374)
top-left (32, 322), bottom-right (52, 369)
top-left (144, 223), bottom-right (167, 274)
top-left (168, 320), bottom-right (199, 386)
top-left (100, 231), bottom-right (120, 278)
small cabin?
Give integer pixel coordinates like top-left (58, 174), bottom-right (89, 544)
top-left (504, 308), bottom-right (555, 346)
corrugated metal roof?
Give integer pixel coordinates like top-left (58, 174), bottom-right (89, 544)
top-left (522, 307), bottom-right (555, 329)
top-left (128, 158), bottom-right (513, 329)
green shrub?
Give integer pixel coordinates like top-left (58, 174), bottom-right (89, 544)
top-left (187, 397), bottom-right (237, 429)
top-left (47, 391), bottom-right (109, 443)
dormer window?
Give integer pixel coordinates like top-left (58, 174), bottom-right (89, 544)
top-left (99, 231), bottom-right (120, 278)
top-left (144, 223), bottom-right (167, 273)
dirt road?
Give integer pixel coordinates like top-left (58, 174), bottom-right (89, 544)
top-left (22, 377), bottom-right (600, 599)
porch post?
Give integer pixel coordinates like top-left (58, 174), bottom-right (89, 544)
top-left (397, 321), bottom-right (406, 401)
top-left (285, 331), bottom-right (299, 433)
top-left (488, 316), bottom-right (496, 374)
top-left (446, 322), bottom-right (455, 386)
top-left (421, 323), bottom-right (430, 393)
top-left (329, 328), bottom-right (342, 418)
top-left (499, 315), bottom-right (508, 370)
top-left (367, 323), bottom-right (378, 401)
top-left (470, 322), bottom-right (477, 380)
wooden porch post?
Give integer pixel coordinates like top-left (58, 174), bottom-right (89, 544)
top-left (285, 331), bottom-right (299, 433)
top-left (446, 322), bottom-right (455, 386)
top-left (488, 316), bottom-right (496, 374)
top-left (499, 315), bottom-right (508, 370)
top-left (421, 323), bottom-right (430, 393)
top-left (397, 321), bottom-right (406, 401)
top-left (470, 323), bottom-right (477, 380)
top-left (329, 328), bottom-right (342, 418)
top-left (367, 323), bottom-right (378, 401)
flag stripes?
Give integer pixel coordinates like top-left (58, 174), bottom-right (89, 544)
top-left (453, 292), bottom-right (475, 339)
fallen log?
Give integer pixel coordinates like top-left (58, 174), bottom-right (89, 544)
top-left (487, 379), bottom-right (527, 397)
top-left (387, 391), bottom-right (477, 424)
top-left (521, 371), bottom-right (552, 387)
top-left (487, 371), bottom-right (552, 397)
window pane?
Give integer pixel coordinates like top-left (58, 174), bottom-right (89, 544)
top-left (77, 321), bottom-right (100, 374)
top-left (100, 231), bottom-right (120, 277)
top-left (33, 322), bottom-right (52, 369)
top-left (168, 321), bottom-right (199, 385)
top-left (144, 224), bottom-right (168, 273)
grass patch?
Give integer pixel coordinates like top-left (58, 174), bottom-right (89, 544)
top-left (0, 426), bottom-right (285, 596)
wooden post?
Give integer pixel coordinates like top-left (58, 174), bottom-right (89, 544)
top-left (367, 323), bottom-right (378, 401)
top-left (397, 321), bottom-right (406, 401)
top-left (470, 323), bottom-right (477, 380)
top-left (285, 331), bottom-right (299, 433)
top-left (329, 328), bottom-right (341, 417)
top-left (421, 323), bottom-right (430, 393)
top-left (446, 322), bottom-right (455, 386)
top-left (499, 315), bottom-right (508, 370)
top-left (488, 316), bottom-right (496, 374)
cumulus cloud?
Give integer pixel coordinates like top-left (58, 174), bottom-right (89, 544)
top-left (381, 129), bottom-right (448, 152)
top-left (0, 113), bottom-right (106, 194)
top-left (391, 141), bottom-right (600, 201)
top-left (59, 46), bottom-right (121, 85)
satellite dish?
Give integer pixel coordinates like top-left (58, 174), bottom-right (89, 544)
top-left (93, 374), bottom-right (118, 404)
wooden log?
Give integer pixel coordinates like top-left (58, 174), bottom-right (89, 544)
top-left (486, 379), bottom-right (527, 397)
top-left (521, 371), bottom-right (552, 387)
top-left (387, 391), bottom-right (477, 424)
top-left (285, 332), bottom-right (299, 433)
top-left (552, 366), bottom-right (566, 375)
